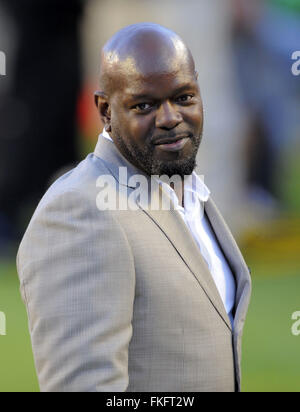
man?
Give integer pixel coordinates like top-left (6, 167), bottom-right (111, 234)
top-left (17, 23), bottom-right (251, 392)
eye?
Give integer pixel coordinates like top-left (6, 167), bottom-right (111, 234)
top-left (133, 103), bottom-right (153, 112)
top-left (176, 94), bottom-right (194, 103)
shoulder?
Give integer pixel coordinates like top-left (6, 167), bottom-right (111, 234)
top-left (27, 153), bottom-right (118, 222)
top-left (19, 153), bottom-right (121, 251)
top-left (39, 154), bottom-right (109, 207)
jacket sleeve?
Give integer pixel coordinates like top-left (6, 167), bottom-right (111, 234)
top-left (17, 189), bottom-right (135, 392)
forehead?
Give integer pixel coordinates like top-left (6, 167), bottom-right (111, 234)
top-left (117, 61), bottom-right (198, 100)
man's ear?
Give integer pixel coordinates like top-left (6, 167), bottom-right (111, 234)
top-left (94, 91), bottom-right (111, 132)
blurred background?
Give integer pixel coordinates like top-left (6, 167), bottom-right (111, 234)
top-left (0, 0), bottom-right (299, 392)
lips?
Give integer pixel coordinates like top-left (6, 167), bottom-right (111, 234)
top-left (154, 137), bottom-right (190, 152)
top-left (153, 135), bottom-right (189, 145)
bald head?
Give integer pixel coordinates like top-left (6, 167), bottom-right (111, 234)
top-left (99, 23), bottom-right (196, 96)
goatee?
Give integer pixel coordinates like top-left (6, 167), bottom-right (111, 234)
top-left (113, 134), bottom-right (202, 179)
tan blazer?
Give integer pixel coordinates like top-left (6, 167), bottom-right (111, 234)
top-left (17, 135), bottom-right (251, 392)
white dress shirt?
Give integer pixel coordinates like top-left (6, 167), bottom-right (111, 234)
top-left (101, 129), bottom-right (236, 327)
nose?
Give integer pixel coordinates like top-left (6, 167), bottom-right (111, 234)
top-left (155, 101), bottom-right (183, 130)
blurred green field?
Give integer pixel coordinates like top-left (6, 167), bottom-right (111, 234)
top-left (241, 264), bottom-right (300, 392)
top-left (0, 255), bottom-right (299, 392)
top-left (0, 262), bottom-right (39, 392)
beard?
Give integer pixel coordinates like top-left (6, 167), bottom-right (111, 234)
top-left (112, 129), bottom-right (202, 179)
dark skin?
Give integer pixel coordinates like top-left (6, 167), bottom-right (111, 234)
top-left (95, 23), bottom-right (204, 206)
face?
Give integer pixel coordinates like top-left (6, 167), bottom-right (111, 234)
top-left (101, 59), bottom-right (203, 178)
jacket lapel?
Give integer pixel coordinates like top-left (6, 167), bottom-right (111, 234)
top-left (135, 181), bottom-right (232, 331)
top-left (205, 199), bottom-right (252, 333)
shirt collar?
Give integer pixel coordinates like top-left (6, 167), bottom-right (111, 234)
top-left (184, 172), bottom-right (211, 203)
top-left (101, 128), bottom-right (114, 142)
top-left (100, 128), bottom-right (211, 204)
top-left (156, 172), bottom-right (210, 214)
